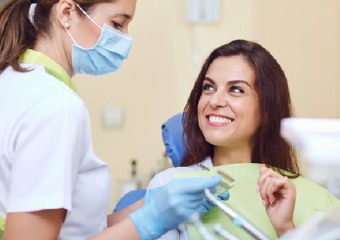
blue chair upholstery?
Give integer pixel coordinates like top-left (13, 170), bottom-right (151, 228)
top-left (113, 189), bottom-right (147, 212)
top-left (161, 112), bottom-right (185, 167)
top-left (113, 112), bottom-right (185, 212)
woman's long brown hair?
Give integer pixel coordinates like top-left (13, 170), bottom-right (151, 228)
top-left (181, 40), bottom-right (299, 176)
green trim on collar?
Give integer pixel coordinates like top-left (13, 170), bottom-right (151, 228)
top-left (19, 49), bottom-right (77, 92)
top-left (0, 216), bottom-right (4, 232)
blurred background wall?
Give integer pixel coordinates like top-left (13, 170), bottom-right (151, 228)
top-left (71, 0), bottom-right (340, 209)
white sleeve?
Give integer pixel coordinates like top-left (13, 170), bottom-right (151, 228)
top-left (7, 93), bottom-right (88, 213)
top-left (147, 168), bottom-right (175, 189)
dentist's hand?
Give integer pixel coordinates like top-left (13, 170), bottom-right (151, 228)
top-left (199, 190), bottom-right (230, 216)
top-left (129, 176), bottom-right (221, 240)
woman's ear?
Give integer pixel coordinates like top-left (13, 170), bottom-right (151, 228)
top-left (55, 0), bottom-right (77, 29)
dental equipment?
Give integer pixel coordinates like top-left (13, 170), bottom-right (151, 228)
top-left (199, 164), bottom-right (211, 171)
top-left (217, 170), bottom-right (235, 190)
top-left (199, 164), bottom-right (235, 190)
top-left (214, 224), bottom-right (240, 240)
top-left (204, 189), bottom-right (271, 240)
top-left (187, 213), bottom-right (218, 240)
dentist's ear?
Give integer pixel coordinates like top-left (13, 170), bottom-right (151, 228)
top-left (55, 0), bottom-right (76, 29)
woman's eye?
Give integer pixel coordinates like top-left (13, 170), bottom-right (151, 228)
top-left (202, 84), bottom-right (214, 91)
top-left (112, 21), bottom-right (123, 29)
top-left (230, 86), bottom-right (244, 93)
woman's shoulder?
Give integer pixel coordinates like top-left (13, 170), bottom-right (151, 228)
top-left (148, 157), bottom-right (212, 189)
top-left (293, 176), bottom-right (340, 205)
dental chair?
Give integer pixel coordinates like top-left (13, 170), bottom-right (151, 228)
top-left (113, 112), bottom-right (185, 212)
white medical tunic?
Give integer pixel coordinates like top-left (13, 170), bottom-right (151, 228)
top-left (0, 49), bottom-right (112, 239)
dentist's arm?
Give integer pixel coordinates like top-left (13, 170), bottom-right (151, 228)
top-left (4, 209), bottom-right (66, 240)
top-left (94, 176), bottom-right (221, 240)
top-left (107, 199), bottom-right (144, 226)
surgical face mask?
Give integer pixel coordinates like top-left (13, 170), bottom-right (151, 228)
top-left (65, 3), bottom-right (133, 76)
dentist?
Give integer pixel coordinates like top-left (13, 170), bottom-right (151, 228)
top-left (0, 0), bottom-right (221, 239)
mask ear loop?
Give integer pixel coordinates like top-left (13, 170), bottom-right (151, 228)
top-left (64, 22), bottom-right (79, 47)
top-left (74, 2), bottom-right (103, 30)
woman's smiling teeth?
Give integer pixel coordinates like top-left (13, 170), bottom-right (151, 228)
top-left (208, 115), bottom-right (233, 123)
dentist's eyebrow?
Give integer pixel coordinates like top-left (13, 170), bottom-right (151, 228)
top-left (114, 13), bottom-right (132, 20)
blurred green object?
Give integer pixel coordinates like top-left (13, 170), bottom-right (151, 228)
top-left (0, 216), bottom-right (4, 240)
top-left (174, 163), bottom-right (340, 240)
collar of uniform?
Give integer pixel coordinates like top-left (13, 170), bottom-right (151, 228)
top-left (19, 49), bottom-right (77, 92)
top-left (0, 216), bottom-right (4, 232)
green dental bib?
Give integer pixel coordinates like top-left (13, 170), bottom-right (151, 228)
top-left (173, 163), bottom-right (340, 240)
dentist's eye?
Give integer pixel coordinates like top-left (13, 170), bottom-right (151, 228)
top-left (112, 21), bottom-right (123, 29)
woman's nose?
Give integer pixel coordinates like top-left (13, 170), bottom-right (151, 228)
top-left (209, 90), bottom-right (229, 108)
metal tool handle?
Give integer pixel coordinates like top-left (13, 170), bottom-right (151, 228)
top-left (214, 224), bottom-right (240, 240)
top-left (204, 189), bottom-right (271, 240)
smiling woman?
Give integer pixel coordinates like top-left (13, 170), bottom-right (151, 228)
top-left (197, 55), bottom-right (261, 157)
top-left (182, 39), bottom-right (297, 172)
top-left (144, 39), bottom-right (340, 239)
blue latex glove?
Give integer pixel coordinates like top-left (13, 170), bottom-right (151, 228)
top-left (199, 190), bottom-right (230, 216)
top-left (129, 176), bottom-right (221, 240)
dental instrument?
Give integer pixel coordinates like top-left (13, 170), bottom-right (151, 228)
top-left (199, 164), bottom-right (235, 190)
top-left (188, 213), bottom-right (218, 240)
top-left (204, 189), bottom-right (271, 240)
top-left (213, 224), bottom-right (240, 240)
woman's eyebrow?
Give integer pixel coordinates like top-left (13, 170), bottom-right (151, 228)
top-left (227, 80), bottom-right (252, 88)
top-left (204, 78), bottom-right (253, 89)
top-left (203, 77), bottom-right (214, 83)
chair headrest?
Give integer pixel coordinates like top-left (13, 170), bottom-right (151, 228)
top-left (161, 112), bottom-right (186, 167)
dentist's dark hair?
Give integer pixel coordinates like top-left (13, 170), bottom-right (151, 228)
top-left (181, 39), bottom-right (299, 176)
top-left (0, 0), bottom-right (113, 73)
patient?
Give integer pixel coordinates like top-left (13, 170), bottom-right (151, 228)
top-left (147, 39), bottom-right (340, 239)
